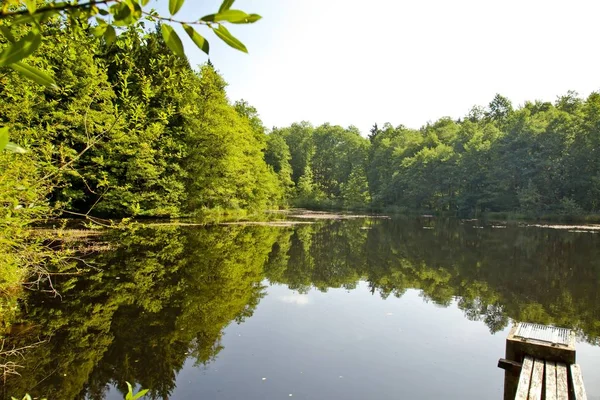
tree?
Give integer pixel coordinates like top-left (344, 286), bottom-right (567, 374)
top-left (275, 122), bottom-right (314, 185)
top-left (486, 93), bottom-right (513, 123)
top-left (264, 132), bottom-right (294, 199)
top-left (183, 63), bottom-right (282, 211)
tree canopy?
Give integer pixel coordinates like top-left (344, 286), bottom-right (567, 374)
top-left (266, 91), bottom-right (600, 218)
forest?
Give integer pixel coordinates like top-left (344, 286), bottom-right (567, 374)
top-left (273, 93), bottom-right (600, 217)
top-left (3, 21), bottom-right (600, 222)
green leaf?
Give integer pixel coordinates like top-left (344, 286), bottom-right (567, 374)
top-left (140, 0), bottom-right (151, 5)
top-left (218, 0), bottom-right (235, 13)
top-left (92, 24), bottom-right (108, 37)
top-left (0, 127), bottom-right (8, 151)
top-left (125, 382), bottom-right (133, 400)
top-left (160, 24), bottom-right (185, 58)
top-left (231, 13), bottom-right (261, 24)
top-left (111, 2), bottom-right (131, 25)
top-left (212, 24), bottom-right (247, 53)
top-left (183, 24), bottom-right (209, 55)
top-left (132, 389), bottom-right (149, 400)
top-left (0, 30), bottom-right (42, 66)
top-left (200, 14), bottom-right (217, 22)
top-left (8, 62), bottom-right (57, 88)
top-left (5, 142), bottom-right (27, 153)
top-left (169, 0), bottom-right (185, 15)
top-left (0, 26), bottom-right (15, 43)
top-left (104, 25), bottom-right (116, 45)
top-left (130, 0), bottom-right (143, 20)
top-left (24, 0), bottom-right (37, 14)
top-left (213, 10), bottom-right (251, 23)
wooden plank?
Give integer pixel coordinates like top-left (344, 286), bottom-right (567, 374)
top-left (545, 361), bottom-right (557, 400)
top-left (515, 356), bottom-right (534, 400)
top-left (498, 358), bottom-right (522, 375)
top-left (570, 364), bottom-right (587, 400)
top-left (528, 359), bottom-right (544, 400)
top-left (556, 362), bottom-right (569, 400)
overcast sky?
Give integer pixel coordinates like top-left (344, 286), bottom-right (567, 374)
top-left (155, 0), bottom-right (600, 134)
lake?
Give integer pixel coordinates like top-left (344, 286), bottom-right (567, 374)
top-left (2, 215), bottom-right (600, 399)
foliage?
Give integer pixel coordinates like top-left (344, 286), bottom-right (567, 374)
top-left (125, 382), bottom-right (148, 400)
top-left (272, 91), bottom-right (600, 217)
top-left (0, 0), bottom-right (261, 87)
top-left (1, 23), bottom-right (285, 218)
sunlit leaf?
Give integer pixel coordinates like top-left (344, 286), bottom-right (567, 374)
top-left (160, 24), bottom-right (185, 58)
top-left (0, 126), bottom-right (8, 151)
top-left (169, 0), bottom-right (185, 15)
top-left (125, 382), bottom-right (133, 400)
top-left (218, 0), bottom-right (235, 13)
top-left (141, 0), bottom-right (151, 5)
top-left (111, 2), bottom-right (131, 25)
top-left (130, 0), bottom-right (143, 20)
top-left (202, 10), bottom-right (251, 23)
top-left (6, 142), bottom-right (27, 153)
top-left (8, 62), bottom-right (57, 88)
top-left (24, 0), bottom-right (36, 14)
top-left (132, 389), bottom-right (149, 400)
top-left (212, 24), bottom-right (247, 53)
top-left (231, 13), bottom-right (261, 24)
top-left (183, 24), bottom-right (209, 54)
top-left (104, 25), bottom-right (116, 45)
top-left (92, 24), bottom-right (108, 37)
top-left (0, 30), bottom-right (42, 66)
top-left (199, 13), bottom-right (216, 22)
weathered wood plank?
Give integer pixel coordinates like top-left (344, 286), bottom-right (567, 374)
top-left (498, 358), bottom-right (522, 375)
top-left (528, 359), bottom-right (544, 400)
top-left (515, 356), bottom-right (534, 400)
top-left (556, 362), bottom-right (569, 400)
top-left (545, 361), bottom-right (557, 400)
top-left (570, 364), bottom-right (587, 400)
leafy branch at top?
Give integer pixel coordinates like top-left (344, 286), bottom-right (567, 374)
top-left (0, 0), bottom-right (261, 89)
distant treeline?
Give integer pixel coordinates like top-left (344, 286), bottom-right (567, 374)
top-left (273, 92), bottom-right (600, 217)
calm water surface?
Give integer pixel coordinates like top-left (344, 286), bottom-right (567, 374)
top-left (2, 217), bottom-right (600, 399)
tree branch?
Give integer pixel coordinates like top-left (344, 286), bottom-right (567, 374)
top-left (0, 0), bottom-right (118, 19)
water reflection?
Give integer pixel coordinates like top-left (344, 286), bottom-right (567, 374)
top-left (1, 218), bottom-right (599, 399)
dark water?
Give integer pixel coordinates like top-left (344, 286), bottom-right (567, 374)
top-left (2, 217), bottom-right (600, 399)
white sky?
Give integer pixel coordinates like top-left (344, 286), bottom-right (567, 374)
top-left (155, 0), bottom-right (600, 134)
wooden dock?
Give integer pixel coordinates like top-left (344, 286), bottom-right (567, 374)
top-left (498, 323), bottom-right (587, 400)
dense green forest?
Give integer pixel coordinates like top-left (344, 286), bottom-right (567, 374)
top-left (3, 23), bottom-right (600, 223)
top-left (1, 24), bottom-right (285, 218)
top-left (272, 93), bottom-right (600, 217)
